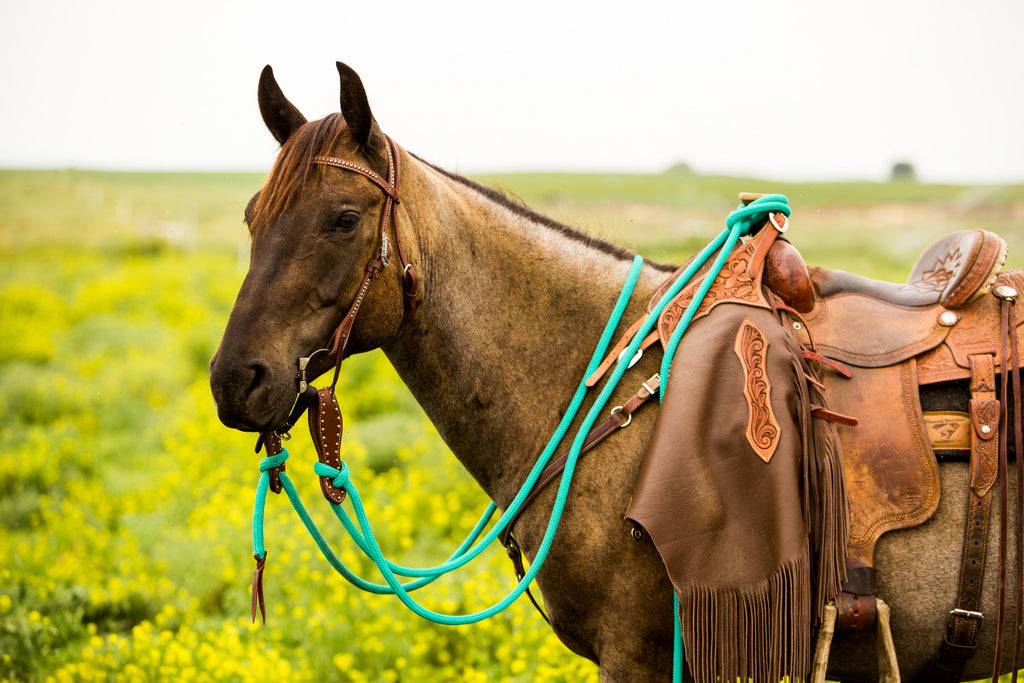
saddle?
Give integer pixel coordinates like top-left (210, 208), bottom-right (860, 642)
top-left (626, 212), bottom-right (1019, 682)
top-left (797, 227), bottom-right (1010, 567)
top-left (793, 227), bottom-right (1021, 682)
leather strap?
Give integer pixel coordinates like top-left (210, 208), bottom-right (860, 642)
top-left (308, 387), bottom-right (347, 505)
top-left (993, 290), bottom-right (1023, 679)
top-left (1010, 296), bottom-right (1024, 683)
top-left (918, 352), bottom-right (999, 682)
top-left (314, 135), bottom-right (420, 310)
top-left (498, 374), bottom-right (660, 620)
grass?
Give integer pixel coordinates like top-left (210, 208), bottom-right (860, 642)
top-left (1, 168), bottom-right (1022, 681)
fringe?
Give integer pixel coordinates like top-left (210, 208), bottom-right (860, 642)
top-left (798, 349), bottom-right (850, 614)
top-left (675, 319), bottom-right (850, 683)
top-left (679, 552), bottom-right (812, 683)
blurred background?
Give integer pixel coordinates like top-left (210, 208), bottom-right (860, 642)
top-left (2, 1), bottom-right (1023, 681)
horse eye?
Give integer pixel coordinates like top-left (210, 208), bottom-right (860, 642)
top-left (333, 210), bottom-right (361, 232)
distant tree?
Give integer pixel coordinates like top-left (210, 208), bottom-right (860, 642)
top-left (666, 161), bottom-right (695, 176)
top-left (890, 161), bottom-right (917, 182)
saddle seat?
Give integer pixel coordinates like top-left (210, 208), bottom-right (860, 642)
top-left (783, 229), bottom-right (1012, 372)
top-left (809, 229), bottom-right (1006, 310)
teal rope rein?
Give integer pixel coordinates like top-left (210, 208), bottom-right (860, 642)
top-left (250, 195), bottom-right (790, 674)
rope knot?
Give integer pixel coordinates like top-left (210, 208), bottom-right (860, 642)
top-left (314, 461), bottom-right (350, 490)
top-left (725, 194), bottom-right (791, 236)
top-left (259, 449), bottom-right (289, 472)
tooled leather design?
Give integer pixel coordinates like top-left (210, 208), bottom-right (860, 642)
top-left (970, 397), bottom-right (1000, 496)
top-left (943, 231), bottom-right (1006, 309)
top-left (733, 318), bottom-right (780, 463)
top-left (909, 247), bottom-right (962, 293)
top-left (658, 238), bottom-right (769, 345)
top-left (917, 277), bottom-right (1024, 384)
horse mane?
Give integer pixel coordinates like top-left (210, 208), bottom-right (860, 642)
top-left (417, 157), bottom-right (644, 263)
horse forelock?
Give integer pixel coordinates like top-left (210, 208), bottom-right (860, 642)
top-left (251, 113), bottom-right (357, 230)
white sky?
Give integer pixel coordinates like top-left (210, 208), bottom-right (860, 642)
top-left (1, 0), bottom-right (1022, 182)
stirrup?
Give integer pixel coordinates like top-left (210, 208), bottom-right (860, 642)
top-left (811, 598), bottom-right (901, 683)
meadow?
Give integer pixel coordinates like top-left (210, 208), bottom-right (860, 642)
top-left (1, 167), bottom-right (1023, 682)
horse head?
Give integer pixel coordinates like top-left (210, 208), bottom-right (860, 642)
top-left (210, 63), bottom-right (412, 433)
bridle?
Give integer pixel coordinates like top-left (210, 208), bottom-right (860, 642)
top-left (313, 134), bottom-right (419, 372)
top-left (249, 134), bottom-right (422, 619)
top-left (257, 134), bottom-right (419, 448)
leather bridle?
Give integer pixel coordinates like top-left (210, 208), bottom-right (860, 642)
top-left (259, 134), bottom-right (419, 446)
top-left (314, 134), bottom-right (419, 364)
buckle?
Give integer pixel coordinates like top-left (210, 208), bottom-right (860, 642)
top-left (949, 608), bottom-right (984, 621)
top-left (946, 608), bottom-right (984, 634)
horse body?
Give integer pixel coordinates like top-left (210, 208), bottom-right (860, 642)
top-left (209, 63), bottom-right (1017, 682)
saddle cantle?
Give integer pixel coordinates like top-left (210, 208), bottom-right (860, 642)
top-left (811, 228), bottom-right (1006, 310)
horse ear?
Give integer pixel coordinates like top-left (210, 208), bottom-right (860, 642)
top-left (258, 65), bottom-right (307, 145)
top-left (336, 62), bottom-right (374, 149)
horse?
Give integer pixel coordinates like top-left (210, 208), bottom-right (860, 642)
top-left (209, 62), bottom-right (1019, 682)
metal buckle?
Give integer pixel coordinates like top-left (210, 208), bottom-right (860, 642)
top-left (296, 348), bottom-right (330, 393)
top-left (947, 608), bottom-right (984, 629)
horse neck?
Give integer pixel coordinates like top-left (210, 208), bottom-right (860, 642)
top-left (381, 158), bottom-right (665, 507)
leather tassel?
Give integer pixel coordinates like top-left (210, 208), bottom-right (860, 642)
top-left (251, 552), bottom-right (267, 625)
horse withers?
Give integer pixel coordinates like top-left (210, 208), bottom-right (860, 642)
top-left (209, 62), bottom-right (1020, 682)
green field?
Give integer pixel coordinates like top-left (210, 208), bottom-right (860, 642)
top-left (2, 168), bottom-right (1023, 681)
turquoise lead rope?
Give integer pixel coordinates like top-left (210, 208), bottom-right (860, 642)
top-left (250, 195), bottom-right (790, 676)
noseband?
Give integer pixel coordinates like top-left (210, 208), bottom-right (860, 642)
top-left (262, 135), bottom-right (420, 444)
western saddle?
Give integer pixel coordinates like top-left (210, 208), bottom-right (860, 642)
top-left (762, 206), bottom-right (1018, 682)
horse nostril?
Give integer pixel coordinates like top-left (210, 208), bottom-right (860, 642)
top-left (247, 360), bottom-right (271, 397)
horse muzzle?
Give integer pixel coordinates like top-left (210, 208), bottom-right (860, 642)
top-left (209, 350), bottom-right (297, 433)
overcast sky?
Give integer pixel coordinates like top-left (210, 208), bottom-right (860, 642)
top-left (1, 0), bottom-right (1022, 183)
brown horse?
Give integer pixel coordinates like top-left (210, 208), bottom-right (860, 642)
top-left (209, 63), bottom-right (1018, 682)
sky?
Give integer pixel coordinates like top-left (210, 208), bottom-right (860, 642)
top-left (1, 0), bottom-right (1022, 183)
